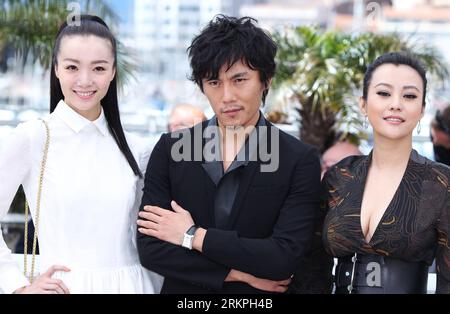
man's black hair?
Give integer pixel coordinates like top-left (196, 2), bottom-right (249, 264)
top-left (187, 15), bottom-right (277, 105)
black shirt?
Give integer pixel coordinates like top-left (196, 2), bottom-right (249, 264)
top-left (202, 112), bottom-right (264, 228)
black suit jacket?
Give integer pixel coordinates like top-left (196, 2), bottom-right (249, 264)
top-left (137, 118), bottom-right (321, 293)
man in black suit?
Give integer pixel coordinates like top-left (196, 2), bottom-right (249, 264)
top-left (136, 15), bottom-right (325, 293)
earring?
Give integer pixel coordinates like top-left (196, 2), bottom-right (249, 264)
top-left (363, 115), bottom-right (368, 129)
top-left (417, 120), bottom-right (421, 134)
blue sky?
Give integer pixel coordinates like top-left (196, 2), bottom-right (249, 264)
top-left (105, 0), bottom-right (134, 23)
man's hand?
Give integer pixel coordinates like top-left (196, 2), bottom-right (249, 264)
top-left (225, 269), bottom-right (291, 293)
top-left (137, 200), bottom-right (195, 246)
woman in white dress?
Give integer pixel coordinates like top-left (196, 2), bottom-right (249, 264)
top-left (0, 15), bottom-right (163, 294)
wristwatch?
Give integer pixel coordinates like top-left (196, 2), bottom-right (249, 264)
top-left (181, 225), bottom-right (198, 250)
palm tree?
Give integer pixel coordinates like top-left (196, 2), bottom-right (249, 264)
top-left (272, 26), bottom-right (449, 153)
top-left (0, 0), bottom-right (135, 86)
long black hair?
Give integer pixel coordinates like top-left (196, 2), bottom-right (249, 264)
top-left (50, 15), bottom-right (142, 177)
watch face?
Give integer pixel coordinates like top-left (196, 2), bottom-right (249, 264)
top-left (182, 234), bottom-right (194, 249)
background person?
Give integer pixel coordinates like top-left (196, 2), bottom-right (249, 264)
top-left (168, 103), bottom-right (206, 132)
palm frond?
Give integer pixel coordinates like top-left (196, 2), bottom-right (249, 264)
top-left (273, 26), bottom-right (449, 150)
top-left (0, 0), bottom-right (135, 89)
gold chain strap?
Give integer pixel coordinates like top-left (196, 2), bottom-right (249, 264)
top-left (23, 119), bottom-right (50, 283)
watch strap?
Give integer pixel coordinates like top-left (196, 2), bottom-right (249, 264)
top-left (185, 225), bottom-right (198, 236)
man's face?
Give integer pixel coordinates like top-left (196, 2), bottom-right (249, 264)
top-left (202, 60), bottom-right (269, 129)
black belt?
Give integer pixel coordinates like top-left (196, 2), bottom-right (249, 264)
top-left (335, 253), bottom-right (429, 294)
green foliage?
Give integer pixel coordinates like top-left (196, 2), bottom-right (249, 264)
top-left (0, 0), bottom-right (135, 88)
top-left (273, 26), bottom-right (449, 151)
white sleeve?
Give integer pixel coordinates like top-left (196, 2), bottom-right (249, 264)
top-left (0, 123), bottom-right (33, 293)
top-left (139, 138), bottom-right (154, 178)
top-left (135, 138), bottom-right (153, 210)
top-left (128, 134), bottom-right (154, 248)
top-left (127, 135), bottom-right (164, 289)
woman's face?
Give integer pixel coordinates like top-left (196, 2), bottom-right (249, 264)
top-left (55, 35), bottom-right (115, 121)
top-left (360, 63), bottom-right (424, 142)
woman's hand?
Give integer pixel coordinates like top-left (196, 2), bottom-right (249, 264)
top-left (225, 269), bottom-right (291, 293)
top-left (14, 265), bottom-right (71, 294)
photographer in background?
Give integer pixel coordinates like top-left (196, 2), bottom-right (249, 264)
top-left (430, 104), bottom-right (450, 166)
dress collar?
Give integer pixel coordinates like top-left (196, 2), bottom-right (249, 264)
top-left (53, 100), bottom-right (109, 136)
top-left (363, 148), bottom-right (422, 168)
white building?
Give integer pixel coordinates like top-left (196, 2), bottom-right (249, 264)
top-left (240, 0), bottom-right (330, 33)
top-left (382, 4), bottom-right (450, 67)
top-left (134, 0), bottom-right (228, 80)
top-left (331, 1), bottom-right (450, 66)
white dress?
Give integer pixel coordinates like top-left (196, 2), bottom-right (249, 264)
top-left (0, 100), bottom-right (164, 294)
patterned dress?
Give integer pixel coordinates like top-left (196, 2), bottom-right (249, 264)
top-left (322, 149), bottom-right (450, 293)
